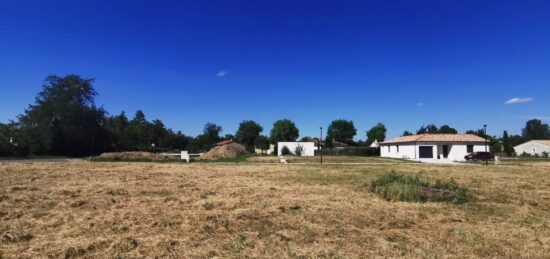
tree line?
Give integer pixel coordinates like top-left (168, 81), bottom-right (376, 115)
top-left (1, 74), bottom-right (549, 157)
top-left (0, 75), bottom-right (381, 157)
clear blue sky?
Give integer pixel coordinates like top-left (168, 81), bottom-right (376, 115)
top-left (1, 1), bottom-right (549, 139)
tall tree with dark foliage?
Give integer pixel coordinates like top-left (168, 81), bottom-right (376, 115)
top-left (17, 75), bottom-right (108, 156)
top-left (235, 120), bottom-right (263, 152)
top-left (326, 119), bottom-right (357, 145)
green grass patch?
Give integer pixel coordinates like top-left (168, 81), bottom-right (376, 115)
top-left (370, 171), bottom-right (472, 204)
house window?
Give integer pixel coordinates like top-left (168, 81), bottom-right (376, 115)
top-left (397, 145), bottom-right (399, 152)
top-left (388, 146), bottom-right (391, 152)
top-left (467, 145), bottom-right (473, 153)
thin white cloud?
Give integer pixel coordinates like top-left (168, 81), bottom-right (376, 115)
top-left (416, 102), bottom-right (424, 107)
top-left (216, 70), bottom-right (227, 77)
top-left (504, 97), bottom-right (533, 104)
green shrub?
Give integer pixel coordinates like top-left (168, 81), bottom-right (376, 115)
top-left (294, 145), bottom-right (304, 156)
top-left (281, 146), bottom-right (291, 156)
top-left (370, 171), bottom-right (472, 204)
top-left (370, 171), bottom-right (425, 202)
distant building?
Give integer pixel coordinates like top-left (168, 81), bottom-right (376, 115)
top-left (380, 134), bottom-right (488, 162)
top-left (277, 142), bottom-right (315, 156)
top-left (513, 140), bottom-right (550, 156)
top-left (369, 139), bottom-right (380, 148)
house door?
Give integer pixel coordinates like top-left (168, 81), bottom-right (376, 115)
top-left (419, 146), bottom-right (433, 158)
top-left (442, 145), bottom-right (449, 158)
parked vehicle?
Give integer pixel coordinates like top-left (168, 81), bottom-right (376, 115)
top-left (464, 152), bottom-right (494, 161)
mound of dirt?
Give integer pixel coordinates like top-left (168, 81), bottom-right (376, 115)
top-left (201, 143), bottom-right (247, 160)
top-left (98, 152), bottom-right (173, 161)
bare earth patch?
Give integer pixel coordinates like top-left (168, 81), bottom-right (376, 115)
top-left (1, 161), bottom-right (549, 258)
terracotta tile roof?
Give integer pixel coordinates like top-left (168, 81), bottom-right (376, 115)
top-left (533, 140), bottom-right (550, 146)
top-left (380, 134), bottom-right (486, 144)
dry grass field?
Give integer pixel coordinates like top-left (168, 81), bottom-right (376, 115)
top-left (1, 159), bottom-right (550, 258)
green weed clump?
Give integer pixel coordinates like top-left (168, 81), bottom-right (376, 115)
top-left (370, 171), bottom-right (472, 204)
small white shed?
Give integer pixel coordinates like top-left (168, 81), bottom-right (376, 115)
top-left (277, 142), bottom-right (315, 156)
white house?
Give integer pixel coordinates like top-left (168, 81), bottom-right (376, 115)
top-left (380, 134), bottom-right (488, 162)
top-left (513, 140), bottom-right (550, 156)
top-left (277, 142), bottom-right (315, 156)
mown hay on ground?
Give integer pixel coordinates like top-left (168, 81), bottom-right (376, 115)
top-left (98, 152), bottom-right (173, 161)
top-left (1, 160), bottom-right (550, 258)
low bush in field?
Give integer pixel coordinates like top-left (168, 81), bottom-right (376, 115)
top-left (370, 171), bottom-right (472, 204)
top-left (281, 146), bottom-right (291, 156)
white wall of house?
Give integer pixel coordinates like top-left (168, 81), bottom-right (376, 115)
top-left (381, 142), bottom-right (487, 161)
top-left (278, 142), bottom-right (315, 156)
top-left (380, 144), bottom-right (417, 159)
top-left (514, 141), bottom-right (550, 156)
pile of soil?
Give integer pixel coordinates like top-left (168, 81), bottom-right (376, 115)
top-left (98, 152), bottom-right (173, 161)
top-left (201, 143), bottom-right (247, 160)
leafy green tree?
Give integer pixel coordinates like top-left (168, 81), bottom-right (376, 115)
top-left (324, 136), bottom-right (333, 149)
top-left (366, 123), bottom-right (386, 145)
top-left (270, 119), bottom-right (299, 155)
top-left (0, 122), bottom-right (29, 156)
top-left (502, 130), bottom-right (513, 156)
top-left (294, 144), bottom-right (304, 156)
top-left (158, 129), bottom-right (191, 151)
top-left (327, 119), bottom-right (356, 145)
top-left (235, 120), bottom-right (263, 152)
top-left (203, 122), bottom-right (222, 140)
top-left (438, 125), bottom-right (458, 134)
top-left (17, 74), bottom-right (108, 156)
top-left (125, 110), bottom-right (154, 150)
top-left (189, 122), bottom-right (223, 152)
top-left (466, 128), bottom-right (501, 153)
top-left (280, 145), bottom-right (291, 156)
top-left (151, 119), bottom-right (167, 146)
top-left (466, 129), bottom-right (486, 137)
top-left (509, 134), bottom-right (524, 152)
top-left (132, 110), bottom-right (146, 124)
top-left (522, 119), bottom-right (550, 140)
top-left (0, 123), bottom-right (11, 156)
top-left (270, 119), bottom-right (299, 143)
top-left (300, 136), bottom-right (313, 142)
top-left (416, 124), bottom-right (438, 134)
top-left (254, 135), bottom-right (270, 154)
top-left (105, 111), bottom-right (130, 151)
top-left (402, 130), bottom-right (413, 136)
top-left (488, 136), bottom-right (502, 154)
